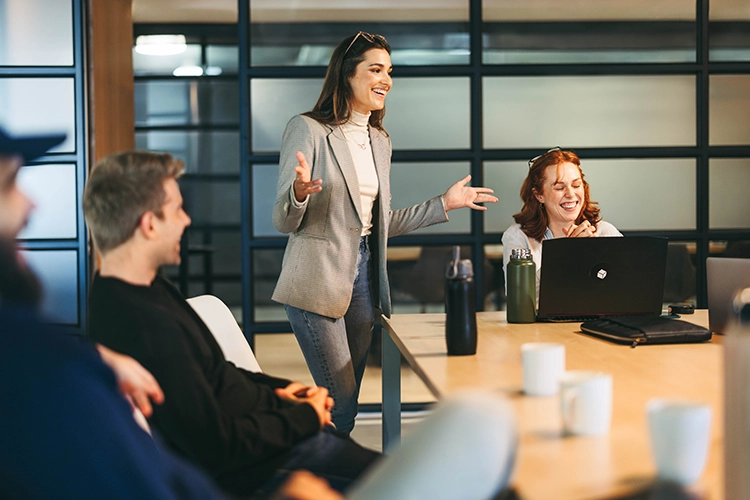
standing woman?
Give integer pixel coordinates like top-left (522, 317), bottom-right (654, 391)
top-left (272, 31), bottom-right (497, 434)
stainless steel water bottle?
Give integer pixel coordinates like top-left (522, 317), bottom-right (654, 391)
top-left (724, 287), bottom-right (750, 498)
top-left (445, 246), bottom-right (477, 356)
top-left (506, 248), bottom-right (536, 323)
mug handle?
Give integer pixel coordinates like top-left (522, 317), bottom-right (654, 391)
top-left (561, 388), bottom-right (579, 434)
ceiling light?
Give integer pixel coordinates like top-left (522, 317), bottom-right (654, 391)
top-left (173, 65), bottom-right (204, 77)
top-left (135, 35), bottom-right (187, 56)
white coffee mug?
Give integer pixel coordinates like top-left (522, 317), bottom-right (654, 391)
top-left (521, 342), bottom-right (565, 396)
top-left (647, 398), bottom-right (712, 486)
top-left (560, 371), bottom-right (613, 436)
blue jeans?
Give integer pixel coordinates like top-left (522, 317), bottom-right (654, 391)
top-left (285, 236), bottom-right (375, 435)
top-left (249, 427), bottom-right (381, 499)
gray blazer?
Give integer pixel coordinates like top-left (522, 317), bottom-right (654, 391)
top-left (272, 114), bottom-right (448, 319)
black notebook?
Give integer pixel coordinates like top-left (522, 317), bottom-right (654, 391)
top-left (580, 316), bottom-right (712, 347)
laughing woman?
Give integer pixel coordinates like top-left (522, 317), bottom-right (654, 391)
top-left (502, 148), bottom-right (622, 299)
top-left (272, 31), bottom-right (497, 434)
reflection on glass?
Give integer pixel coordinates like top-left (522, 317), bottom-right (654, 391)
top-left (709, 76), bottom-right (750, 146)
top-left (249, 3), bottom-right (469, 67)
top-left (250, 79), bottom-right (323, 152)
top-left (135, 80), bottom-right (239, 127)
top-left (483, 244), bottom-right (506, 311)
top-left (252, 164), bottom-right (282, 237)
top-left (483, 0), bottom-right (696, 64)
top-left (207, 45), bottom-right (239, 74)
top-left (0, 78), bottom-right (76, 152)
top-left (0, 0), bottom-right (73, 66)
top-left (181, 179), bottom-right (240, 225)
top-left (133, 45), bottom-right (202, 76)
top-left (709, 22), bottom-right (750, 62)
top-left (483, 161), bottom-right (529, 234)
top-left (664, 241), bottom-right (697, 306)
top-left (384, 77), bottom-right (470, 150)
top-left (711, 239), bottom-right (750, 259)
top-left (136, 131), bottom-right (240, 174)
top-left (581, 158), bottom-right (695, 231)
top-left (483, 21), bottom-right (695, 64)
top-left (483, 76), bottom-right (695, 149)
top-left (211, 282), bottom-right (243, 323)
top-left (709, 159), bottom-right (750, 229)
top-left (253, 249), bottom-right (286, 322)
top-left (16, 164), bottom-right (77, 240)
top-left (710, 0), bottom-right (750, 62)
top-left (20, 250), bottom-right (78, 324)
top-left (251, 77), bottom-right (469, 152)
top-left (483, 1), bottom-right (695, 22)
top-left (388, 245), bottom-right (499, 314)
top-left (209, 230), bottom-right (242, 275)
top-left (391, 162), bottom-right (470, 235)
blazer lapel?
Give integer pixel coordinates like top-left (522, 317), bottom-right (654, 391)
top-left (328, 125), bottom-right (363, 220)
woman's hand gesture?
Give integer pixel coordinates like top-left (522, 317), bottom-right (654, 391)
top-left (442, 175), bottom-right (498, 211)
top-left (293, 151), bottom-right (323, 202)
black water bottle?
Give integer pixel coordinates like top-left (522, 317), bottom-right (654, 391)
top-left (445, 246), bottom-right (477, 356)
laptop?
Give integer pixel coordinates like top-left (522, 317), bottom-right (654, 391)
top-left (537, 236), bottom-right (668, 321)
top-left (707, 257), bottom-right (750, 334)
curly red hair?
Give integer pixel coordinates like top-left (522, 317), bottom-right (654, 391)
top-left (512, 149), bottom-right (601, 241)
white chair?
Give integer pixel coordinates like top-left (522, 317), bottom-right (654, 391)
top-left (186, 294), bottom-right (262, 373)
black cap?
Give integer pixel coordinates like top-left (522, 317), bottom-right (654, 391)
top-left (0, 127), bottom-right (67, 163)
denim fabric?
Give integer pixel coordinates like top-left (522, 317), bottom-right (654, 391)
top-left (249, 427), bottom-right (381, 499)
top-left (285, 236), bottom-right (375, 434)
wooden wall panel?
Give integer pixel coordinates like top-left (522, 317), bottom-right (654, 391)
top-left (88, 0), bottom-right (135, 163)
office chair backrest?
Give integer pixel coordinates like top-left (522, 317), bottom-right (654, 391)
top-left (186, 295), bottom-right (262, 373)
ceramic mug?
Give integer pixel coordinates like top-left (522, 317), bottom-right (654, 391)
top-left (521, 342), bottom-right (565, 396)
top-left (647, 398), bottom-right (712, 486)
top-left (559, 370), bottom-right (613, 436)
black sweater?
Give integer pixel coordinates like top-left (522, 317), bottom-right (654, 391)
top-left (88, 274), bottom-right (320, 497)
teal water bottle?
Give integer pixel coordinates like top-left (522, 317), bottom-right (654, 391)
top-left (507, 248), bottom-right (536, 323)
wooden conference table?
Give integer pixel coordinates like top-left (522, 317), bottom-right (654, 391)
top-left (380, 310), bottom-right (721, 500)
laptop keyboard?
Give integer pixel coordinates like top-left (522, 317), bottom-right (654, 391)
top-left (546, 315), bottom-right (602, 322)
top-left (545, 314), bottom-right (650, 323)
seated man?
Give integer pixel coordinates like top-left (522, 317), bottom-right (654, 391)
top-left (84, 151), bottom-right (379, 499)
top-left (0, 128), bottom-right (225, 499)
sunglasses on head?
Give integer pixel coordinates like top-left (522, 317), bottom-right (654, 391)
top-left (343, 31), bottom-right (388, 57)
top-left (528, 146), bottom-right (563, 168)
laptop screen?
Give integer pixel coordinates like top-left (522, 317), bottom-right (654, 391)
top-left (537, 236), bottom-right (668, 321)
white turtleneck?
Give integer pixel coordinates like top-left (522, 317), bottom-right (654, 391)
top-left (340, 110), bottom-right (379, 236)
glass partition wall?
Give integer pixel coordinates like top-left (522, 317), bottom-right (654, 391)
top-left (134, 24), bottom-right (242, 310)
top-left (1, 0), bottom-right (88, 334)
top-left (135, 0), bottom-right (750, 344)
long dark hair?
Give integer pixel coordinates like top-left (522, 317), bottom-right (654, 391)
top-left (513, 149), bottom-right (601, 241)
top-left (305, 32), bottom-right (392, 131)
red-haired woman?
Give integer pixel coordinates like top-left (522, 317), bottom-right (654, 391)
top-left (502, 148), bottom-right (621, 297)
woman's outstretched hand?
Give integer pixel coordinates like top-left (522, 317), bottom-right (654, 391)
top-left (442, 175), bottom-right (498, 211)
top-left (293, 151), bottom-right (323, 202)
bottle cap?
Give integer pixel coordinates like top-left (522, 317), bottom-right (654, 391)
top-left (446, 259), bottom-right (474, 280)
top-left (510, 248), bottom-right (532, 260)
